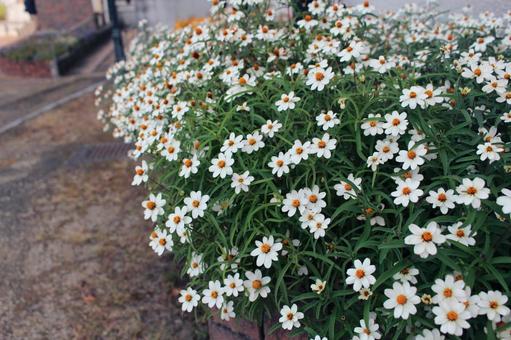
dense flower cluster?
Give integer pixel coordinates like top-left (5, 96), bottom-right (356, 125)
top-left (96, 0), bottom-right (511, 338)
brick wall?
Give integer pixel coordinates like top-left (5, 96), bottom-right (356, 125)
top-left (35, 0), bottom-right (95, 31)
top-left (0, 57), bottom-right (53, 77)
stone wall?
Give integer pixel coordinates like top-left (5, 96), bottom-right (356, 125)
top-left (343, 0), bottom-right (510, 14)
top-left (35, 0), bottom-right (95, 31)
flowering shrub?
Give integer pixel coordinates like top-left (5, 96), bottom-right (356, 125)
top-left (97, 1), bottom-right (511, 339)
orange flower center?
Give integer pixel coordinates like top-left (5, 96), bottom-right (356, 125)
top-left (443, 288), bottom-right (453, 298)
top-left (136, 169), bottom-right (145, 176)
top-left (396, 294), bottom-right (408, 305)
top-left (185, 294), bottom-right (192, 302)
top-left (422, 231), bottom-right (433, 242)
top-left (355, 269), bottom-right (365, 279)
top-left (437, 193), bottom-right (447, 202)
top-left (315, 72), bottom-right (325, 81)
top-left (159, 238), bottom-right (166, 246)
top-left (392, 118), bottom-right (400, 126)
top-left (260, 243), bottom-right (271, 253)
top-left (447, 311), bottom-right (458, 321)
top-left (309, 194), bottom-right (318, 203)
top-left (402, 186), bottom-right (412, 195)
top-left (456, 229), bottom-right (465, 237)
top-left (252, 280), bottom-right (262, 289)
top-left (192, 200), bottom-right (200, 208)
top-left (276, 159), bottom-right (284, 167)
top-left (490, 301), bottom-right (499, 309)
top-left (146, 201), bottom-right (156, 210)
top-left (409, 91), bottom-right (417, 98)
top-left (466, 186), bottom-right (477, 195)
top-left (184, 159), bottom-right (192, 167)
top-left (217, 160), bottom-right (226, 168)
top-left (407, 150), bottom-right (417, 159)
top-left (318, 140), bottom-right (326, 148)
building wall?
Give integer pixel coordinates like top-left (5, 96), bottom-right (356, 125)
top-left (343, 0), bottom-right (510, 14)
top-left (133, 0), bottom-right (210, 27)
top-left (36, 0), bottom-right (95, 31)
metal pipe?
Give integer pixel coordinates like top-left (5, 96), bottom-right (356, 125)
top-left (107, 0), bottom-right (126, 61)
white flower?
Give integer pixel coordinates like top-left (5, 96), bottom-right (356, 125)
top-left (311, 133), bottom-right (337, 159)
top-left (414, 328), bottom-right (445, 340)
top-left (361, 114), bottom-right (384, 136)
top-left (353, 316), bottom-right (381, 340)
top-left (391, 179), bottom-right (424, 207)
top-left (261, 120), bottom-right (282, 137)
top-left (184, 191), bottom-right (210, 219)
top-left (375, 138), bottom-right (399, 162)
top-left (306, 66), bottom-right (334, 91)
top-left (221, 132), bottom-right (244, 154)
top-left (346, 258), bottom-right (376, 292)
top-left (268, 152), bottom-right (291, 177)
top-left (446, 222), bottom-right (476, 246)
top-left (497, 188), bottom-right (511, 214)
top-left (400, 86), bottom-right (427, 109)
top-left (202, 280), bottom-right (224, 309)
top-left (367, 152), bottom-right (383, 171)
top-left (243, 131), bottom-right (265, 154)
top-left (404, 222), bottom-right (446, 258)
top-left (178, 287), bottom-right (200, 312)
top-left (369, 55), bottom-right (395, 73)
top-left (179, 155), bottom-right (200, 178)
top-left (426, 188), bottom-right (457, 214)
top-left (149, 229), bottom-right (173, 256)
top-left (302, 185), bottom-right (326, 212)
top-left (166, 206), bottom-right (192, 233)
top-left (289, 140), bottom-right (312, 164)
top-left (231, 171), bottom-right (254, 194)
top-left (250, 235), bottom-right (282, 268)
top-left (311, 279), bottom-right (326, 294)
top-left (431, 275), bottom-right (466, 304)
top-left (392, 267), bottom-right (419, 284)
top-left (161, 141), bottom-right (181, 162)
top-left (316, 110), bottom-right (340, 130)
top-left (275, 91), bottom-right (300, 111)
top-left (310, 336), bottom-right (328, 340)
top-left (209, 152), bottom-right (234, 178)
top-left (423, 84), bottom-right (444, 107)
top-left (142, 193), bottom-right (166, 222)
top-left (456, 177), bottom-right (490, 209)
top-left (309, 213), bottom-right (330, 239)
top-left (432, 300), bottom-right (471, 336)
top-left (244, 269), bottom-right (271, 301)
top-left (383, 281), bottom-right (420, 319)
top-left (477, 142), bottom-right (503, 163)
top-left (282, 190), bottom-right (307, 217)
top-left (223, 273), bottom-right (244, 297)
top-left (279, 304), bottom-right (304, 330)
top-left (132, 160), bottom-right (148, 185)
top-left (382, 111), bottom-right (408, 136)
top-left (334, 174), bottom-right (362, 199)
top-left (187, 252), bottom-right (205, 277)
top-left (220, 301), bottom-right (236, 321)
top-left (477, 291), bottom-right (510, 322)
top-left (396, 141), bottom-right (427, 170)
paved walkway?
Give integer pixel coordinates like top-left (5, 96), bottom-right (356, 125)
top-left (0, 93), bottom-right (204, 339)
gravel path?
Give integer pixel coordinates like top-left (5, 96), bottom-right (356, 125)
top-left (0, 94), bottom-right (206, 339)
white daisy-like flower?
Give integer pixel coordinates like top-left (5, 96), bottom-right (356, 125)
top-left (231, 171), bottom-right (255, 194)
top-left (311, 278), bottom-right (326, 294)
top-left (209, 152), bottom-right (234, 178)
top-left (334, 173), bottom-right (362, 199)
top-left (132, 160), bottom-right (148, 185)
top-left (282, 190), bottom-right (307, 217)
top-left (396, 141), bottom-right (427, 170)
top-left (221, 132), bottom-right (244, 154)
top-left (431, 275), bottom-right (466, 304)
top-left (289, 140), bottom-right (312, 164)
top-left (223, 273), bottom-right (244, 297)
top-left (316, 110), bottom-right (340, 131)
top-left (178, 287), bottom-right (200, 312)
top-left (142, 193), bottom-right (166, 222)
top-left (361, 113), bottom-right (384, 136)
top-left (392, 267), bottom-right (419, 284)
top-left (275, 91), bottom-right (300, 111)
top-left (375, 138), bottom-right (399, 162)
top-left (202, 280), bottom-right (224, 309)
top-left (149, 229), bottom-right (173, 256)
top-left (306, 66), bottom-right (334, 91)
top-left (414, 328), bottom-right (445, 340)
top-left (308, 213), bottom-right (330, 239)
top-left (445, 222), bottom-right (476, 246)
top-left (382, 111), bottom-right (408, 136)
top-left (243, 131), bottom-right (265, 154)
top-left (496, 188), bottom-right (511, 214)
top-left (383, 281), bottom-right (421, 319)
top-left (476, 142), bottom-right (503, 163)
top-left (220, 301), bottom-right (236, 321)
top-left (353, 316), bottom-right (381, 340)
top-left (425, 187), bottom-right (457, 215)
top-left (166, 206), bottom-right (192, 234)
top-left (279, 304), bottom-right (304, 330)
top-left (179, 155), bottom-right (200, 178)
top-left (456, 177), bottom-right (490, 209)
top-left (391, 179), bottom-right (423, 207)
top-left (250, 235), bottom-right (282, 268)
top-left (268, 152), bottom-right (291, 177)
top-left (477, 290), bottom-right (510, 322)
top-left (302, 185), bottom-right (327, 212)
top-left (311, 133), bottom-right (337, 159)
top-left (244, 269), bottom-right (271, 301)
top-left (184, 191), bottom-right (210, 219)
top-left (432, 300), bottom-right (471, 336)
top-left (404, 222), bottom-right (446, 258)
top-left (261, 120), bottom-right (282, 137)
top-left (187, 252), bottom-right (205, 277)
top-left (346, 258), bottom-right (377, 292)
top-left (400, 86), bottom-right (427, 109)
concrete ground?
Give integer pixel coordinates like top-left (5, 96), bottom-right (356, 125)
top-left (0, 93), bottom-right (206, 339)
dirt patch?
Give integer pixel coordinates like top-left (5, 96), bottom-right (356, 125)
top-left (0, 94), bottom-right (206, 339)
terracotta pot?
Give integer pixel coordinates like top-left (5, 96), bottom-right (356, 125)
top-left (208, 313), bottom-right (308, 340)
